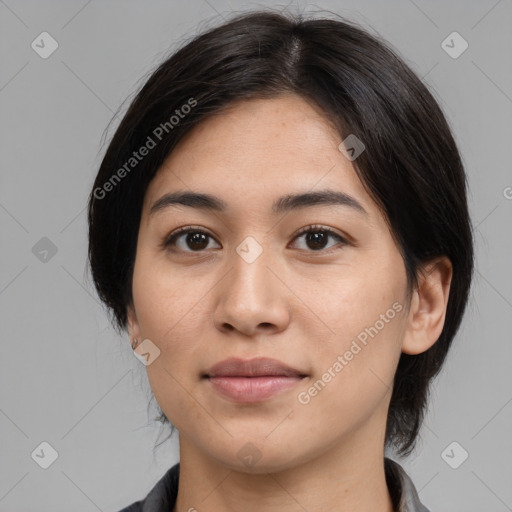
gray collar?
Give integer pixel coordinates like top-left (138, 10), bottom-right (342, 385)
top-left (385, 458), bottom-right (431, 512)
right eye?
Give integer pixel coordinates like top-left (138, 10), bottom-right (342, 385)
top-left (163, 226), bottom-right (221, 252)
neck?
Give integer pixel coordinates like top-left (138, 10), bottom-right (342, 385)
top-left (173, 425), bottom-right (395, 512)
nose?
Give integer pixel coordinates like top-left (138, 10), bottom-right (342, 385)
top-left (212, 243), bottom-right (291, 337)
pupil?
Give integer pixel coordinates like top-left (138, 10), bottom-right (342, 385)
top-left (307, 231), bottom-right (327, 250)
top-left (187, 232), bottom-right (208, 250)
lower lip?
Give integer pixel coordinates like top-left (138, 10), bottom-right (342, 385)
top-left (206, 376), bottom-right (304, 403)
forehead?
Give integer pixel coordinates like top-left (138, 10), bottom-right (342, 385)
top-left (143, 95), bottom-right (378, 221)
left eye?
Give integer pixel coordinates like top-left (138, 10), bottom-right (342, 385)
top-left (163, 226), bottom-right (347, 253)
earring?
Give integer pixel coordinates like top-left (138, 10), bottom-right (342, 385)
top-left (131, 338), bottom-right (139, 350)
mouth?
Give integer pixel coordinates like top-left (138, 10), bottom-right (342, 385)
top-left (204, 375), bottom-right (307, 403)
top-left (202, 357), bottom-right (308, 403)
top-left (203, 356), bottom-right (307, 378)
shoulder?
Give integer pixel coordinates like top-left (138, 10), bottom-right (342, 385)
top-left (114, 462), bottom-right (180, 512)
top-left (116, 501), bottom-right (144, 512)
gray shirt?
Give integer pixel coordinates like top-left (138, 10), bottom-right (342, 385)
top-left (118, 457), bottom-right (430, 512)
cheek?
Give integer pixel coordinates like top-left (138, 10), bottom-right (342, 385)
top-left (296, 259), bottom-right (406, 403)
top-left (292, 260), bottom-right (406, 343)
top-left (145, 365), bottom-right (206, 437)
top-left (131, 251), bottom-right (211, 399)
top-left (131, 249), bottom-right (204, 339)
top-left (300, 316), bottom-right (404, 434)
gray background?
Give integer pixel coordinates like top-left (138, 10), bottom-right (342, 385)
top-left (1, 0), bottom-right (511, 510)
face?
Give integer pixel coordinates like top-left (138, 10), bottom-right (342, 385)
top-left (128, 94), bottom-right (412, 473)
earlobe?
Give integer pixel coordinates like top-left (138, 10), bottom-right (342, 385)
top-left (401, 257), bottom-right (453, 355)
top-left (126, 303), bottom-right (141, 344)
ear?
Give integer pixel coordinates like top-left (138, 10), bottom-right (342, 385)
top-left (127, 303), bottom-right (142, 348)
top-left (401, 256), bottom-right (453, 355)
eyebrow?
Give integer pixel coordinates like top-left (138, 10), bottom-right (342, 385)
top-left (149, 189), bottom-right (368, 217)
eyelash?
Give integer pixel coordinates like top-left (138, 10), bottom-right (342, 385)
top-left (162, 224), bottom-right (349, 254)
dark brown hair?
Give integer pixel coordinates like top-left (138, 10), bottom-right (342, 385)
top-left (87, 9), bottom-right (474, 456)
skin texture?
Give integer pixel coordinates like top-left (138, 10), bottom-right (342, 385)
top-left (127, 94), bottom-right (452, 512)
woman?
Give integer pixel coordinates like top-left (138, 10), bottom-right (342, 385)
top-left (87, 9), bottom-right (474, 512)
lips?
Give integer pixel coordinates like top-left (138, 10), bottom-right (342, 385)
top-left (203, 357), bottom-right (307, 378)
top-left (203, 357), bottom-right (308, 403)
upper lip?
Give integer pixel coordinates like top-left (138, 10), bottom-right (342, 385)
top-left (204, 357), bottom-right (307, 378)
